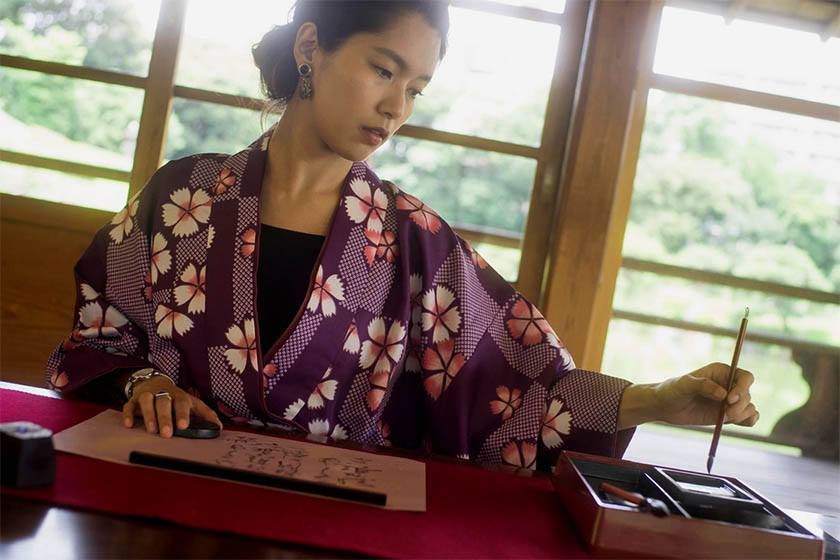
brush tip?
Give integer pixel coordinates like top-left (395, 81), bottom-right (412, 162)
top-left (706, 455), bottom-right (714, 473)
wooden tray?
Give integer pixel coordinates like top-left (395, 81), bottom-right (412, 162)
top-left (552, 451), bottom-right (824, 559)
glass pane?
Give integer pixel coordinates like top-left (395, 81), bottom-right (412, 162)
top-left (408, 6), bottom-right (560, 146)
top-left (495, 0), bottom-right (566, 14)
top-left (601, 319), bottom-right (810, 438)
top-left (613, 268), bottom-right (839, 346)
top-left (0, 0), bottom-right (160, 76)
top-left (0, 68), bottom-right (141, 171)
top-left (175, 0), bottom-right (296, 98)
top-left (1, 162), bottom-right (128, 212)
top-left (625, 90), bottom-right (840, 293)
top-left (654, 6), bottom-right (840, 106)
top-left (369, 135), bottom-right (534, 280)
top-left (164, 99), bottom-right (265, 161)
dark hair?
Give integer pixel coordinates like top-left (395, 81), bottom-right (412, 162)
top-left (252, 0), bottom-right (450, 105)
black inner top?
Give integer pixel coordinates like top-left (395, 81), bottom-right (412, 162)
top-left (256, 223), bottom-right (325, 357)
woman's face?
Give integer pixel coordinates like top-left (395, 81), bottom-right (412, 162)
top-left (304, 11), bottom-right (442, 162)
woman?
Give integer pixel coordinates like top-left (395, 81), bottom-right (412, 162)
top-left (46, 0), bottom-right (758, 470)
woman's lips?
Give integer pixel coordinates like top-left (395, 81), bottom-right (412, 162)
top-left (361, 127), bottom-right (384, 146)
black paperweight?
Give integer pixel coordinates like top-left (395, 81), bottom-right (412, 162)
top-left (0, 421), bottom-right (56, 487)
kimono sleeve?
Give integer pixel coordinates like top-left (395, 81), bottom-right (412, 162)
top-left (408, 233), bottom-right (635, 471)
top-left (44, 163), bottom-right (178, 395)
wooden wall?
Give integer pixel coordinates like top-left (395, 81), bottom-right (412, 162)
top-left (0, 193), bottom-right (110, 386)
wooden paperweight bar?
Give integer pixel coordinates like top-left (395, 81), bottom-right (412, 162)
top-left (552, 451), bottom-right (824, 559)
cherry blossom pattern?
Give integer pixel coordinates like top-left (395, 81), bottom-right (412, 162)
top-left (206, 225), bottom-right (215, 250)
top-left (263, 363), bottom-right (279, 377)
top-left (342, 320), bottom-right (360, 354)
top-left (344, 177), bottom-right (388, 232)
top-left (396, 192), bottom-right (442, 234)
top-left (162, 187), bottom-right (212, 238)
top-left (307, 266), bottom-right (345, 317)
top-left (49, 371), bottom-right (69, 390)
top-left (240, 227), bottom-right (255, 257)
top-left (375, 230), bottom-right (399, 263)
top-left (155, 304), bottom-right (194, 338)
top-left (462, 238), bottom-right (488, 270)
top-left (489, 385), bottom-right (523, 421)
top-left (422, 339), bottom-right (465, 400)
top-left (308, 419), bottom-right (348, 440)
top-left (108, 200), bottom-right (139, 244)
top-left (501, 440), bottom-right (537, 469)
top-left (284, 398), bottom-right (304, 421)
top-left (224, 318), bottom-right (258, 374)
top-left (78, 302), bottom-right (128, 338)
top-left (150, 233), bottom-right (172, 285)
top-left (173, 263), bottom-right (206, 314)
top-left (61, 330), bottom-right (84, 352)
top-left (213, 167), bottom-right (237, 195)
top-left (405, 274), bottom-right (424, 373)
top-left (80, 283), bottom-right (100, 301)
top-left (506, 297), bottom-right (557, 347)
top-left (363, 227), bottom-right (382, 266)
top-left (360, 317), bottom-right (406, 411)
top-left (541, 398), bottom-right (572, 449)
top-left (378, 419), bottom-right (392, 447)
top-left (421, 285), bottom-right (462, 344)
top-left (308, 367), bottom-right (338, 410)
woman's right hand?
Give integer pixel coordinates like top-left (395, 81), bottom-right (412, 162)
top-left (122, 376), bottom-right (222, 438)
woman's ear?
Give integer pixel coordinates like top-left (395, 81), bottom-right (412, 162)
top-left (294, 22), bottom-right (320, 66)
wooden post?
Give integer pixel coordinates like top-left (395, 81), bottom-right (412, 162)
top-left (541, 0), bottom-right (663, 369)
top-left (128, 0), bottom-right (188, 199)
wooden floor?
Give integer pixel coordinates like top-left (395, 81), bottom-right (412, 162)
top-left (624, 424), bottom-right (840, 517)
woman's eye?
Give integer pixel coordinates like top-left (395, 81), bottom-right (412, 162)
top-left (374, 66), bottom-right (392, 79)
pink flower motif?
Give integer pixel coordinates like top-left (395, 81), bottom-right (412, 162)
top-left (344, 178), bottom-right (388, 231)
top-left (396, 192), bottom-right (441, 233)
top-left (108, 200), bottom-right (139, 244)
top-left (378, 419), bottom-right (392, 447)
top-left (142, 271), bottom-right (152, 301)
top-left (162, 187), bottom-right (212, 238)
top-left (363, 226), bottom-right (382, 266)
top-left (155, 304), bottom-right (194, 338)
top-left (263, 363), bottom-right (279, 377)
top-left (306, 266), bottom-right (345, 317)
top-left (173, 263), bottom-right (206, 314)
top-left (501, 440), bottom-right (537, 469)
top-left (489, 386), bottom-right (523, 420)
top-left (308, 367), bottom-right (338, 409)
top-left (61, 330), bottom-right (84, 352)
top-left (240, 227), bottom-right (256, 257)
top-left (78, 302), bottom-right (128, 338)
top-left (375, 230), bottom-right (399, 263)
top-left (506, 297), bottom-right (555, 347)
top-left (367, 369), bottom-right (389, 412)
top-left (541, 399), bottom-right (572, 449)
top-left (214, 167), bottom-right (237, 195)
top-left (150, 233), bottom-right (172, 285)
top-left (216, 399), bottom-right (249, 423)
top-left (359, 317), bottom-right (405, 375)
top-left (224, 318), bottom-right (258, 374)
top-left (343, 320), bottom-right (360, 354)
top-left (422, 339), bottom-right (465, 400)
top-left (462, 238), bottom-right (488, 269)
top-left (50, 371), bottom-right (69, 390)
top-left (421, 285), bottom-right (462, 343)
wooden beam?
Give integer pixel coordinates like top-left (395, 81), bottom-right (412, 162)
top-left (822, 6), bottom-right (840, 40)
top-left (128, 0), bottom-right (187, 199)
top-left (397, 124), bottom-right (540, 159)
top-left (651, 73), bottom-right (840, 123)
top-left (517, 0), bottom-right (590, 303)
top-left (451, 0), bottom-right (565, 25)
top-left (541, 0), bottom-right (663, 369)
top-left (0, 54), bottom-right (146, 89)
top-left (0, 150), bottom-right (131, 183)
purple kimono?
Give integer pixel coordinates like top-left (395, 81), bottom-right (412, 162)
top-left (46, 128), bottom-right (634, 469)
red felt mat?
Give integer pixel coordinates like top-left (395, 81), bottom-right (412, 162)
top-left (0, 387), bottom-right (590, 558)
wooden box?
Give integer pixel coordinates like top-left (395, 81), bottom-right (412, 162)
top-left (552, 451), bottom-right (824, 559)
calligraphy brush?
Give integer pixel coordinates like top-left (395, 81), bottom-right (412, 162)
top-left (706, 307), bottom-right (749, 473)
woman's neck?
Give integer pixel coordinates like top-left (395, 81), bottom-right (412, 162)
top-left (263, 99), bottom-right (353, 201)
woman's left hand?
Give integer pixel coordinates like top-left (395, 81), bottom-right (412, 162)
top-left (618, 362), bottom-right (759, 430)
top-left (653, 362), bottom-right (759, 427)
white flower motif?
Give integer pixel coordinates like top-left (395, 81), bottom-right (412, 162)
top-left (541, 399), bottom-right (572, 449)
top-left (78, 302), bottom-right (128, 338)
top-left (108, 200), bottom-right (139, 244)
top-left (421, 285), bottom-right (462, 343)
top-left (224, 318), bottom-right (258, 374)
top-left (206, 224), bottom-right (215, 249)
top-left (343, 321), bottom-right (360, 354)
top-left (306, 266), bottom-right (345, 317)
top-left (154, 304), bottom-right (194, 338)
top-left (344, 178), bottom-right (388, 231)
top-left (283, 398), bottom-right (304, 421)
top-left (173, 263), bottom-right (206, 314)
top-left (359, 317), bottom-right (406, 374)
top-left (150, 233), bottom-right (172, 285)
top-left (80, 283), bottom-right (100, 301)
top-left (162, 187), bottom-right (212, 237)
top-left (308, 367), bottom-right (338, 409)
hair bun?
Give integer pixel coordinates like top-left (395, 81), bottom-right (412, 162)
top-left (252, 23), bottom-right (299, 101)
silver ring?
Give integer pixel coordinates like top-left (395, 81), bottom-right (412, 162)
top-left (153, 391), bottom-right (172, 400)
